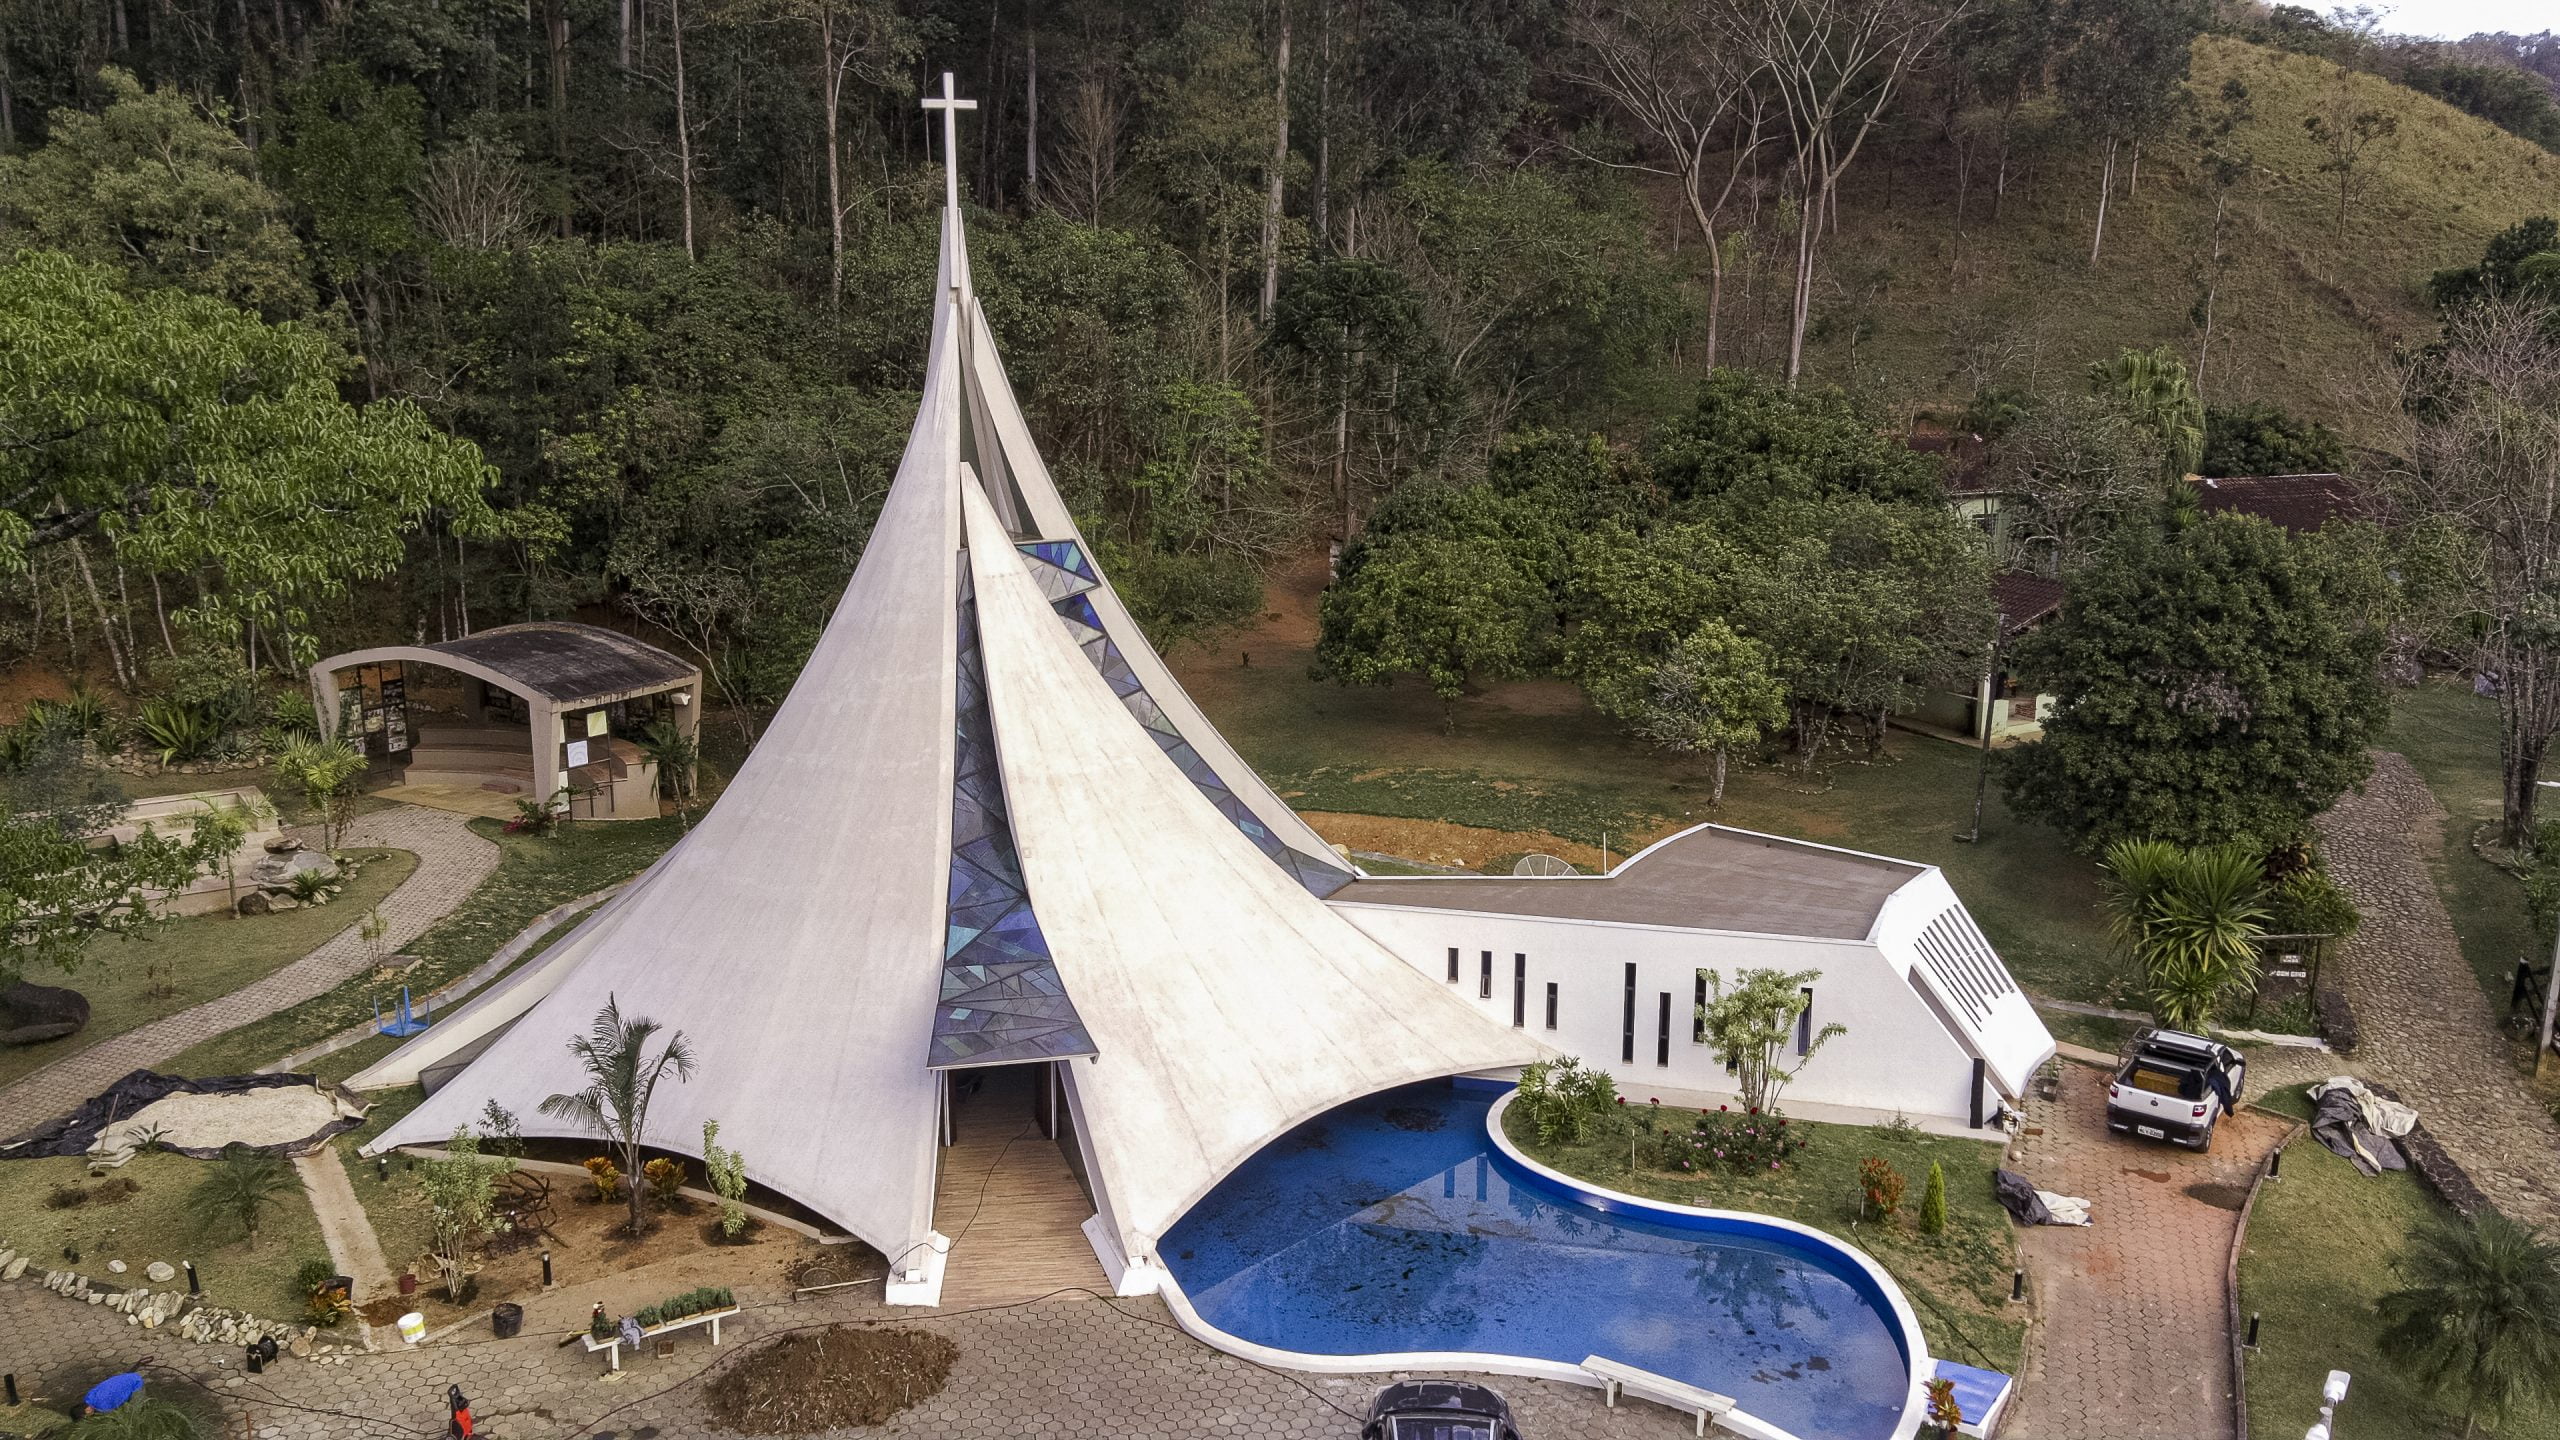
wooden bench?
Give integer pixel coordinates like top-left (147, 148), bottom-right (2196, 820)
top-left (580, 1306), bottom-right (739, 1372)
top-left (1582, 1355), bottom-right (1737, 1437)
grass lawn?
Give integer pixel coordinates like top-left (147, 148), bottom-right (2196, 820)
top-left (0, 849), bottom-right (414, 1092)
top-left (0, 1149), bottom-right (328, 1322)
top-left (1501, 1102), bottom-right (2026, 1376)
top-left (1178, 591), bottom-right (2119, 1006)
top-left (2240, 1084), bottom-right (2560, 1440)
top-left (165, 816), bottom-right (683, 1078)
top-left (2387, 681), bottom-right (2543, 1025)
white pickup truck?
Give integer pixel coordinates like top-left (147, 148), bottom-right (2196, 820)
top-left (2105, 1028), bottom-right (2245, 1151)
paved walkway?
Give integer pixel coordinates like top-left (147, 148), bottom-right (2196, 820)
top-left (297, 1149), bottom-right (397, 1309)
top-left (2004, 1059), bottom-right (2289, 1440)
top-left (2318, 751), bottom-right (2560, 1225)
top-left (0, 1272), bottom-right (1674, 1440)
top-left (0, 806), bottom-right (499, 1135)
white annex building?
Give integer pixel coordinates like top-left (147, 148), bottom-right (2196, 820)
top-left (359, 77), bottom-right (2052, 1306)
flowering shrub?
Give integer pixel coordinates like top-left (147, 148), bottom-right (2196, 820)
top-left (1860, 1157), bottom-right (1906, 1218)
top-left (1653, 1105), bottom-right (1808, 1174)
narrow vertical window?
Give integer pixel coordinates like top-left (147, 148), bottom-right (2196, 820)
top-left (1447, 947), bottom-right (1459, 983)
top-left (1693, 973), bottom-right (1708, 1043)
top-left (1512, 954), bottom-right (1527, 1027)
top-left (1544, 982), bottom-right (1558, 1030)
top-left (1657, 992), bottom-right (1672, 1066)
top-left (1480, 950), bottom-right (1493, 1000)
top-left (1797, 986), bottom-right (1815, 1056)
top-left (1621, 963), bottom-right (1637, 1063)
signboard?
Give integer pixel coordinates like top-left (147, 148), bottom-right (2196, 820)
top-left (565, 739), bottom-right (591, 768)
top-left (586, 710), bottom-right (610, 739)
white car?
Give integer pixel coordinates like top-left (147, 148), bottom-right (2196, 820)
top-left (2105, 1028), bottom-right (2245, 1150)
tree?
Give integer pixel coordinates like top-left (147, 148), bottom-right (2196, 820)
top-left (540, 994), bottom-right (696, 1237)
top-left (2378, 1211), bottom-right (2560, 1437)
top-left (2200, 401), bottom-right (2349, 478)
top-left (2090, 344), bottom-right (2204, 480)
top-left (2302, 70), bottom-right (2398, 230)
top-left (2057, 0), bottom-right (2203, 265)
top-left (1564, 0), bottom-right (1770, 368)
top-left (275, 737), bottom-right (369, 852)
top-left (1314, 532), bottom-right (1548, 720)
top-left (702, 1118), bottom-right (750, 1238)
top-left (2002, 515), bottom-right (2390, 852)
top-left (2430, 216), bottom-right (2560, 312)
top-left (1616, 623), bottom-right (1789, 804)
top-left (1919, 1159), bottom-right (1947, 1235)
top-left (2387, 301), bottom-right (2560, 848)
top-left (1986, 393), bottom-right (2167, 572)
top-left (417, 1126), bottom-right (516, 1302)
top-left (1745, 0), bottom-right (1966, 384)
top-left (189, 1144), bottom-right (294, 1249)
top-left (2098, 839), bottom-right (2267, 1031)
top-left (0, 253), bottom-right (500, 654)
top-left (4, 733), bottom-right (232, 985)
top-left (0, 68), bottom-right (311, 315)
top-left (1696, 967), bottom-right (1843, 1113)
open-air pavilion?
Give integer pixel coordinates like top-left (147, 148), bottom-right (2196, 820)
top-left (307, 621), bottom-right (700, 821)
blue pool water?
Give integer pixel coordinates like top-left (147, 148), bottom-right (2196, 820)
top-left (1162, 1082), bottom-right (1911, 1440)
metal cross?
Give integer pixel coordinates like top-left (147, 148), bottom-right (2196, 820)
top-left (921, 71), bottom-right (976, 217)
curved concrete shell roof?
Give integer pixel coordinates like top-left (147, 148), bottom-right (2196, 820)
top-left (314, 622), bottom-right (697, 708)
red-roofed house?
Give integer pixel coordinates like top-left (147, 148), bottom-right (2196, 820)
top-left (2192, 473), bottom-right (2368, 532)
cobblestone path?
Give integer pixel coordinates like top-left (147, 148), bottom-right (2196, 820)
top-left (0, 806), bottom-right (499, 1136)
top-left (0, 1273), bottom-right (1678, 1440)
top-left (2318, 751), bottom-right (2560, 1225)
top-left (2004, 1060), bottom-right (2288, 1440)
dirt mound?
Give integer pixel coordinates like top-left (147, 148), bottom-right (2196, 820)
top-left (703, 1326), bottom-right (959, 1434)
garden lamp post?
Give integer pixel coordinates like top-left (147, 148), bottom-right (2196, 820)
top-left (2303, 1369), bottom-right (2348, 1440)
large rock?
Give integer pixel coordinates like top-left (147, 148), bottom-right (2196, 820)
top-left (248, 849), bottom-right (338, 893)
top-left (263, 836), bottom-right (305, 854)
top-left (0, 981), bottom-right (90, 1046)
top-left (234, 892), bottom-right (273, 917)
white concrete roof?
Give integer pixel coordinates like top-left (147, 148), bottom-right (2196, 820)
top-left (359, 193), bottom-right (1541, 1264)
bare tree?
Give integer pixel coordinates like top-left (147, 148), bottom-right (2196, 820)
top-left (2303, 69), bottom-right (2397, 230)
top-left (1045, 67), bottom-right (1127, 223)
top-left (723, 0), bottom-right (915, 301)
top-left (1745, 0), bottom-right (1967, 384)
top-left (671, 0), bottom-right (696, 258)
top-left (2388, 301), bottom-right (2560, 849)
top-left (1260, 2), bottom-right (1292, 324)
top-left (415, 138), bottom-right (537, 250)
top-left (1564, 0), bottom-right (1772, 369)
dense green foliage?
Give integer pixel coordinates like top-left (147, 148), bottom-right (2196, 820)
top-left (1320, 377), bottom-right (1990, 769)
top-left (2200, 401), bottom-right (2350, 477)
top-left (2378, 1211), bottom-right (2560, 1432)
top-left (2097, 839), bottom-right (2269, 1031)
top-left (2002, 514), bottom-right (2390, 851)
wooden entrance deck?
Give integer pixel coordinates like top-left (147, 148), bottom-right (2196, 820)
top-left (930, 1065), bottom-right (1107, 1307)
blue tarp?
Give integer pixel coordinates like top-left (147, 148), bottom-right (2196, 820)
top-left (83, 1372), bottom-right (144, 1413)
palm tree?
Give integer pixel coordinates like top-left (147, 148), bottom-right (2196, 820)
top-left (540, 994), bottom-right (696, 1237)
top-left (2378, 1210), bottom-right (2560, 1436)
top-left (2100, 840), bottom-right (2268, 1032)
top-left (188, 1144), bottom-right (295, 1249)
top-left (2089, 344), bottom-right (2205, 481)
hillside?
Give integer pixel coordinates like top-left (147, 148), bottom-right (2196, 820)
top-left (1707, 37), bottom-right (2559, 443)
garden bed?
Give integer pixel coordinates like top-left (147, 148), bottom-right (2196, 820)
top-left (0, 1148), bottom-right (327, 1320)
top-left (1499, 1100), bottom-right (2027, 1374)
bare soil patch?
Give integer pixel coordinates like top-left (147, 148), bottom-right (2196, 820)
top-left (702, 1326), bottom-right (959, 1434)
top-left (1302, 812), bottom-right (1672, 872)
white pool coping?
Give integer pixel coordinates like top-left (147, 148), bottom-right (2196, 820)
top-left (1151, 1085), bottom-right (1933, 1440)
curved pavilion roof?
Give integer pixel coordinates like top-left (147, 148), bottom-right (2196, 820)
top-left (315, 621), bottom-right (697, 709)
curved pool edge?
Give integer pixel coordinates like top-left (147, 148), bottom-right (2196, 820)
top-left (1481, 1088), bottom-right (1934, 1440)
top-left (1153, 1274), bottom-right (1811, 1440)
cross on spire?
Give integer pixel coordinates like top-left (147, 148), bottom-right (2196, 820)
top-left (921, 71), bottom-right (977, 218)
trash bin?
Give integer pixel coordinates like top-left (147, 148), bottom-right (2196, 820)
top-left (490, 1303), bottom-right (524, 1340)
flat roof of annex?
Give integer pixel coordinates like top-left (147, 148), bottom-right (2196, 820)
top-left (1331, 823), bottom-right (1924, 941)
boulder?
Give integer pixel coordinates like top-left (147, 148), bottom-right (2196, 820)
top-left (234, 892), bottom-right (273, 917)
top-left (0, 981), bottom-right (90, 1046)
top-left (146, 1261), bottom-right (175, 1282)
top-left (106, 1259), bottom-right (127, 1274)
top-left (268, 896), bottom-right (301, 911)
top-left (263, 836), bottom-right (305, 854)
top-left (248, 849), bottom-right (338, 892)
top-left (3, 1257), bottom-right (25, 1281)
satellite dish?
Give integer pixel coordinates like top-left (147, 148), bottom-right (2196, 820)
top-left (1511, 853), bottom-right (1579, 877)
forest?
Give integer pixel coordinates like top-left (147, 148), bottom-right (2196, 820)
top-left (0, 0), bottom-right (2555, 773)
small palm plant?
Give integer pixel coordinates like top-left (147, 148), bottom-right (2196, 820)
top-left (2100, 840), bottom-right (2269, 1032)
top-left (189, 1143), bottom-right (295, 1249)
top-left (2378, 1210), bottom-right (2560, 1436)
top-left (540, 994), bottom-right (696, 1237)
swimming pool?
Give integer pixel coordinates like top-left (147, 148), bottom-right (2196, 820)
top-left (1160, 1081), bottom-right (1920, 1440)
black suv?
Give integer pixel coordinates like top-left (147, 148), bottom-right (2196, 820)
top-left (1361, 1381), bottom-right (1522, 1440)
top-left (2105, 1028), bottom-right (2245, 1151)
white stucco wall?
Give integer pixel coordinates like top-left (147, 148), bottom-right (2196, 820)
top-left (1330, 902), bottom-right (1988, 1125)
